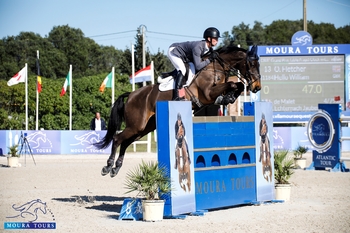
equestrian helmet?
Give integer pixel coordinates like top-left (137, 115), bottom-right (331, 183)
top-left (177, 113), bottom-right (182, 121)
top-left (203, 27), bottom-right (220, 39)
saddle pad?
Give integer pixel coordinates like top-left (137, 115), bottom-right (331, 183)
top-left (158, 63), bottom-right (196, 92)
top-left (158, 73), bottom-right (195, 92)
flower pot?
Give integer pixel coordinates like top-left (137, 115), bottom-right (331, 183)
top-left (7, 157), bottom-right (19, 167)
top-left (275, 184), bottom-right (291, 201)
top-left (142, 200), bottom-right (165, 222)
top-left (294, 158), bottom-right (307, 169)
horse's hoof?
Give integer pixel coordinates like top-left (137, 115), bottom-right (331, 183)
top-left (110, 167), bottom-right (121, 178)
top-left (101, 166), bottom-right (111, 176)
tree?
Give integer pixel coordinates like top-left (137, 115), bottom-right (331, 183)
top-left (0, 22), bottom-right (348, 130)
top-left (48, 25), bottom-right (89, 77)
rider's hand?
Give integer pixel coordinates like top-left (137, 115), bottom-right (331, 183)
top-left (209, 51), bottom-right (219, 62)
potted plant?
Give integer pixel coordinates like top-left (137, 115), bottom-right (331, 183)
top-left (293, 144), bottom-right (308, 169)
top-left (7, 144), bottom-right (20, 167)
top-left (274, 149), bottom-right (294, 201)
top-left (124, 160), bottom-right (172, 221)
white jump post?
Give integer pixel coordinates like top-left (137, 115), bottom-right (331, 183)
top-left (132, 61), bottom-right (155, 153)
top-left (338, 116), bottom-right (350, 167)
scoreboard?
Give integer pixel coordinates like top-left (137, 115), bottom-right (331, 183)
top-left (256, 42), bottom-right (350, 122)
top-left (260, 55), bottom-right (345, 112)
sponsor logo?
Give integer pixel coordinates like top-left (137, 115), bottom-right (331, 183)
top-left (4, 199), bottom-right (56, 230)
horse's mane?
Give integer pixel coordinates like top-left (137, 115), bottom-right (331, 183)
top-left (216, 45), bottom-right (247, 54)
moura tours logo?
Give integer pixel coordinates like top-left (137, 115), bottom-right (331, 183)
top-left (4, 199), bottom-right (56, 230)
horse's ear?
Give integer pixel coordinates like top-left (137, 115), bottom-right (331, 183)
top-left (248, 45), bottom-right (258, 60)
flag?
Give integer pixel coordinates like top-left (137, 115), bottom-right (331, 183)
top-left (7, 67), bottom-right (26, 86)
top-left (36, 58), bottom-right (42, 93)
top-left (129, 65), bottom-right (152, 84)
top-left (99, 72), bottom-right (112, 92)
top-left (37, 76), bottom-right (42, 93)
top-left (60, 72), bottom-right (70, 96)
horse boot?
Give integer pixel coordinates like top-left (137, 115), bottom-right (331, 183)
top-left (173, 71), bottom-right (184, 100)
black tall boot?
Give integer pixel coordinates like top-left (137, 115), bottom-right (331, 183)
top-left (173, 71), bottom-right (184, 100)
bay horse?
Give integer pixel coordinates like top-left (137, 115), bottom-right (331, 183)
top-left (259, 113), bottom-right (273, 182)
top-left (175, 121), bottom-right (191, 192)
top-left (94, 45), bottom-right (261, 177)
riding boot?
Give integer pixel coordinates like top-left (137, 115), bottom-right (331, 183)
top-left (173, 71), bottom-right (184, 100)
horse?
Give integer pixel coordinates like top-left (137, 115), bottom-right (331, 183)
top-left (94, 45), bottom-right (261, 177)
top-left (175, 122), bottom-right (191, 192)
top-left (259, 114), bottom-right (273, 182)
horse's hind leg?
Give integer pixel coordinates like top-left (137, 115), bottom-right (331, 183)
top-left (101, 134), bottom-right (120, 176)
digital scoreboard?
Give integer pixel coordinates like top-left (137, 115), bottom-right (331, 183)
top-left (260, 55), bottom-right (345, 112)
top-left (256, 35), bottom-right (350, 123)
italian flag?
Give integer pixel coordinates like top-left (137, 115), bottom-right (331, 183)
top-left (60, 72), bottom-right (70, 96)
top-left (99, 72), bottom-right (112, 92)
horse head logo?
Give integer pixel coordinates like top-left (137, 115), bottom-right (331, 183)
top-left (294, 35), bottom-right (311, 46)
top-left (313, 124), bottom-right (325, 132)
top-left (7, 199), bottom-right (47, 222)
top-left (72, 132), bottom-right (100, 147)
top-left (291, 31), bottom-right (313, 46)
top-left (26, 132), bottom-right (52, 149)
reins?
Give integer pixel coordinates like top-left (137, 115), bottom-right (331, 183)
top-left (184, 48), bottom-right (260, 110)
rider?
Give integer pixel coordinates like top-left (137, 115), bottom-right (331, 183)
top-left (174, 113), bottom-right (190, 169)
top-left (167, 27), bottom-right (221, 100)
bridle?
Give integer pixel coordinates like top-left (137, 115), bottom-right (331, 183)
top-left (185, 47), bottom-right (261, 110)
top-left (213, 49), bottom-right (261, 88)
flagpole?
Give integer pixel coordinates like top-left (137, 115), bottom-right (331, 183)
top-left (69, 64), bottom-right (72, 131)
top-left (131, 43), bottom-right (135, 91)
top-left (25, 63), bottom-right (28, 130)
top-left (35, 51), bottom-right (39, 130)
top-left (151, 61), bottom-right (154, 85)
top-left (111, 67), bottom-right (115, 105)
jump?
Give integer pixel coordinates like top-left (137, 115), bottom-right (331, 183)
top-left (94, 45), bottom-right (261, 177)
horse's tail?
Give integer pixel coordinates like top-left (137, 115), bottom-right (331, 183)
top-left (94, 92), bottom-right (131, 149)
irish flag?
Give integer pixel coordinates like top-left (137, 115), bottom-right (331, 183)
top-left (129, 65), bottom-right (152, 84)
top-left (99, 72), bottom-right (112, 92)
top-left (7, 67), bottom-right (26, 86)
top-left (60, 72), bottom-right (70, 96)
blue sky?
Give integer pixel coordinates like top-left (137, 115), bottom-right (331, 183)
top-left (0, 0), bottom-right (349, 54)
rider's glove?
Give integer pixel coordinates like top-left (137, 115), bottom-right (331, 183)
top-left (209, 51), bottom-right (219, 62)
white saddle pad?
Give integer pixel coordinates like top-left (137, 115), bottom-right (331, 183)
top-left (158, 63), bottom-right (196, 92)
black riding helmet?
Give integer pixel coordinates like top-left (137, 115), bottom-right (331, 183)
top-left (203, 27), bottom-right (221, 39)
top-left (177, 113), bottom-right (182, 121)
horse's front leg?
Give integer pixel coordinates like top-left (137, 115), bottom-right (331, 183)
top-left (101, 139), bottom-right (118, 176)
top-left (211, 82), bottom-right (244, 105)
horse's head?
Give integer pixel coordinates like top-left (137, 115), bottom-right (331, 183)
top-left (245, 45), bottom-right (261, 93)
top-left (217, 45), bottom-right (261, 94)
